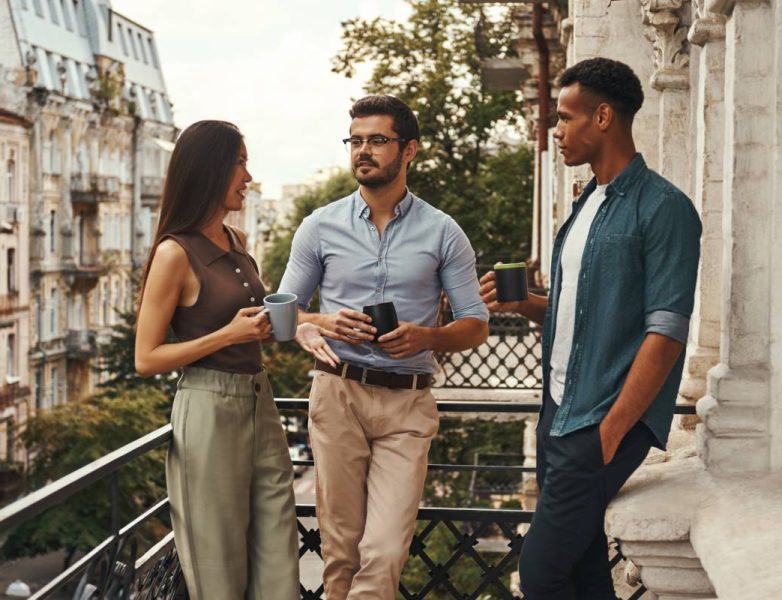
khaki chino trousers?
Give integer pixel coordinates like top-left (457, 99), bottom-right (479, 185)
top-left (309, 371), bottom-right (439, 600)
top-left (166, 367), bottom-right (299, 600)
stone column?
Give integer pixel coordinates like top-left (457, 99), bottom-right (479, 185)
top-left (676, 1), bottom-right (727, 426)
top-left (642, 0), bottom-right (692, 191)
top-left (697, 0), bottom-right (775, 476)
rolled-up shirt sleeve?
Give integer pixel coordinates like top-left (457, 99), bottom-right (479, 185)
top-left (278, 214), bottom-right (323, 310)
top-left (440, 219), bottom-right (490, 322)
top-left (643, 189), bottom-right (702, 344)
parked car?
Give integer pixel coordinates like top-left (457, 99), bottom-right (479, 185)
top-left (289, 444), bottom-right (309, 477)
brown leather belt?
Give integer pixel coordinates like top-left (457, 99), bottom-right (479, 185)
top-left (314, 360), bottom-right (431, 390)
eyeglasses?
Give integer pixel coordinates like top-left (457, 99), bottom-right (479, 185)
top-left (342, 135), bottom-right (408, 152)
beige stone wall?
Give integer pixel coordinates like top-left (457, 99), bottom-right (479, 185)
top-left (771, 0), bottom-right (782, 472)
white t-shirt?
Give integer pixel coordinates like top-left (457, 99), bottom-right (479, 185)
top-left (549, 184), bottom-right (609, 405)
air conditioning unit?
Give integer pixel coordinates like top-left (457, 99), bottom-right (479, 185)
top-left (4, 205), bottom-right (21, 223)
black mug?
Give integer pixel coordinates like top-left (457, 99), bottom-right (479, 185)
top-left (362, 302), bottom-right (399, 342)
top-left (494, 262), bottom-right (528, 303)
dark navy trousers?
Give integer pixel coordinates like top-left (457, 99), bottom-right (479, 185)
top-left (519, 393), bottom-right (654, 600)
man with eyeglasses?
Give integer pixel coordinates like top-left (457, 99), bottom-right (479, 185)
top-left (279, 95), bottom-right (489, 599)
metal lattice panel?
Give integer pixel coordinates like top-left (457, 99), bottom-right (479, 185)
top-left (436, 312), bottom-right (543, 389)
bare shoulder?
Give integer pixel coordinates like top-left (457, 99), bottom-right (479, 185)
top-left (150, 239), bottom-right (190, 274)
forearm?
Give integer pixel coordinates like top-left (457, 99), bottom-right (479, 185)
top-left (425, 317), bottom-right (488, 353)
top-left (601, 333), bottom-right (684, 439)
top-left (136, 328), bottom-right (231, 377)
top-left (299, 309), bottom-right (326, 328)
top-left (514, 292), bottom-right (548, 325)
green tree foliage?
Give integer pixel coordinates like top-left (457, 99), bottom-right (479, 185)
top-left (95, 307), bottom-right (179, 400)
top-left (332, 0), bottom-right (534, 263)
top-left (262, 170), bottom-right (356, 290)
top-left (1, 388), bottom-right (168, 561)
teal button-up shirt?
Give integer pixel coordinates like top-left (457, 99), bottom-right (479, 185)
top-left (543, 154), bottom-right (702, 448)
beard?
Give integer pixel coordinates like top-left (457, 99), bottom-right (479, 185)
top-left (353, 151), bottom-right (404, 188)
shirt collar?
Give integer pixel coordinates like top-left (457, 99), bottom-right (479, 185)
top-left (189, 227), bottom-right (242, 266)
top-left (354, 188), bottom-right (414, 219)
top-left (576, 153), bottom-right (648, 206)
top-left (606, 153), bottom-right (647, 197)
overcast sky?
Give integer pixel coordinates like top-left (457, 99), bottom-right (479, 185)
top-left (112, 0), bottom-right (412, 198)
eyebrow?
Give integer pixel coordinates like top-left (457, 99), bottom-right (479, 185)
top-left (347, 133), bottom-right (390, 138)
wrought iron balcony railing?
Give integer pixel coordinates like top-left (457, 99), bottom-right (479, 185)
top-left (64, 329), bottom-right (98, 359)
top-left (70, 175), bottom-right (121, 204)
top-left (140, 176), bottom-right (164, 207)
top-left (0, 399), bottom-right (696, 599)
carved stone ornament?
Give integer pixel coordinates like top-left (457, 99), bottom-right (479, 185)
top-left (641, 0), bottom-right (691, 90)
top-left (688, 0), bottom-right (727, 45)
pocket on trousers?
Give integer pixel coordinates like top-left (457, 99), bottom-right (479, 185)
top-left (308, 372), bottom-right (326, 421)
top-left (592, 425), bottom-right (606, 468)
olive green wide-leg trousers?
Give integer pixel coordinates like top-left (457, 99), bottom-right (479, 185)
top-left (166, 367), bottom-right (299, 600)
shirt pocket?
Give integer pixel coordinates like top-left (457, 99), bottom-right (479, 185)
top-left (595, 233), bottom-right (643, 276)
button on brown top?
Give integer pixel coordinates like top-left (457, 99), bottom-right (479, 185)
top-left (165, 226), bottom-right (265, 374)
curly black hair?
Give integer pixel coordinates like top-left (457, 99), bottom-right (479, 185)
top-left (559, 58), bottom-right (644, 120)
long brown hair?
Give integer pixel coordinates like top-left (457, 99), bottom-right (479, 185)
top-left (137, 120), bottom-right (243, 308)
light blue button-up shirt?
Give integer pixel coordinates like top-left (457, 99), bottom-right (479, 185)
top-left (278, 189), bottom-right (489, 374)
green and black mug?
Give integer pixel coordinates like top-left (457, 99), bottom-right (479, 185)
top-left (494, 262), bottom-right (528, 303)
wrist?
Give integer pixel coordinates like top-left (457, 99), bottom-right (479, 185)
top-left (212, 326), bottom-right (232, 350)
top-left (421, 325), bottom-right (436, 351)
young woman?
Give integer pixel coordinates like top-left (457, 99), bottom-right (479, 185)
top-left (134, 120), bottom-right (338, 599)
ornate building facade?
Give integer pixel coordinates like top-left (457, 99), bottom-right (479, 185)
top-left (481, 0), bottom-right (782, 595)
top-left (0, 0), bottom-right (176, 464)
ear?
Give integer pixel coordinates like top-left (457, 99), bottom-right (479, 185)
top-left (594, 103), bottom-right (614, 132)
top-left (404, 139), bottom-right (418, 163)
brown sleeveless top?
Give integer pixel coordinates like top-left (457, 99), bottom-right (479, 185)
top-left (165, 226), bottom-right (265, 374)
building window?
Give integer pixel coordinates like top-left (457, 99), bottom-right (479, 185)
top-left (60, 0), bottom-right (73, 30)
top-left (49, 210), bottom-right (56, 253)
top-left (102, 281), bottom-right (109, 325)
top-left (137, 33), bottom-right (148, 64)
top-left (50, 286), bottom-right (58, 337)
top-left (128, 27), bottom-right (139, 60)
top-left (147, 37), bottom-right (159, 68)
top-left (51, 367), bottom-right (59, 406)
top-left (6, 334), bottom-right (16, 378)
top-left (32, 0), bottom-right (44, 18)
top-left (50, 132), bottom-right (61, 173)
top-left (35, 369), bottom-right (43, 410)
top-left (72, 0), bottom-right (87, 37)
top-left (6, 159), bottom-right (15, 203)
top-left (7, 249), bottom-right (16, 293)
top-left (20, 0), bottom-right (29, 10)
top-left (117, 22), bottom-right (128, 56)
top-left (46, 0), bottom-right (59, 24)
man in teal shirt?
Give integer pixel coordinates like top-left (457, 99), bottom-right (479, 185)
top-left (480, 58), bottom-right (701, 599)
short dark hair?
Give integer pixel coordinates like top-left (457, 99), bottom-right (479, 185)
top-left (558, 58), bottom-right (644, 120)
top-left (349, 95), bottom-right (421, 143)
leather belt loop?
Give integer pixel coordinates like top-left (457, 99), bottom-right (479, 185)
top-left (360, 368), bottom-right (368, 385)
top-left (340, 363), bottom-right (349, 378)
top-left (412, 374), bottom-right (418, 390)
